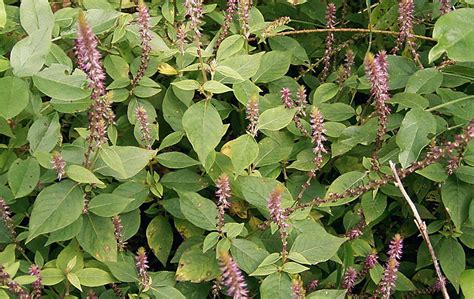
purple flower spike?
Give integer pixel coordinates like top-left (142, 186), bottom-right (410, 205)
top-left (238, 0), bottom-right (253, 39)
top-left (291, 279), bottom-right (305, 299)
top-left (440, 0), bottom-right (451, 15)
top-left (310, 106), bottom-right (328, 170)
top-left (321, 3), bottom-right (336, 80)
top-left (135, 247), bottom-right (151, 289)
top-left (280, 88), bottom-right (293, 109)
top-left (131, 0), bottom-right (152, 88)
top-left (0, 198), bottom-right (16, 242)
top-left (135, 105), bottom-right (153, 149)
top-left (268, 186), bottom-right (290, 260)
top-left (376, 234), bottom-right (404, 299)
top-left (342, 267), bottom-right (358, 294)
top-left (364, 51), bottom-right (391, 169)
top-left (245, 96), bottom-right (259, 137)
top-left (216, 0), bottom-right (238, 48)
top-left (51, 151), bottom-right (66, 181)
top-left (112, 215), bottom-right (127, 251)
top-left (219, 251), bottom-right (249, 299)
top-left (216, 173), bottom-right (231, 232)
top-left (29, 264), bottom-right (43, 299)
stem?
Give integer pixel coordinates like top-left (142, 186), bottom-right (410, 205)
top-left (426, 95), bottom-right (474, 112)
top-left (389, 161), bottom-right (450, 299)
top-left (249, 28), bottom-right (436, 42)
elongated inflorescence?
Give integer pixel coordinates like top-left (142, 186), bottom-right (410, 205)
top-left (0, 266), bottom-right (28, 298)
top-left (296, 86), bottom-right (307, 116)
top-left (112, 215), bottom-right (127, 251)
top-left (135, 247), bottom-right (151, 289)
top-left (219, 251), bottom-right (249, 299)
top-left (75, 12), bottom-right (114, 167)
top-left (392, 0), bottom-right (422, 67)
top-left (376, 234), bottom-right (404, 299)
top-left (280, 88), bottom-right (293, 109)
top-left (246, 96), bottom-right (259, 137)
top-left (261, 16), bottom-right (290, 39)
top-left (176, 24), bottom-right (187, 54)
top-left (216, 0), bottom-right (238, 48)
top-left (268, 186), bottom-right (289, 260)
top-left (321, 3), bottom-right (337, 80)
top-left (135, 105), bottom-right (153, 149)
top-left (365, 51), bottom-right (391, 170)
top-left (131, 0), bottom-right (152, 88)
top-left (0, 198), bottom-right (16, 243)
top-left (29, 264), bottom-right (43, 299)
top-left (439, 0), bottom-right (451, 15)
top-left (291, 279), bottom-right (305, 299)
top-left (342, 267), bottom-right (357, 294)
top-left (216, 173), bottom-right (232, 233)
top-left (310, 107), bottom-right (328, 170)
top-left (337, 49), bottom-right (354, 84)
top-left (238, 0), bottom-right (252, 39)
top-left (51, 151), bottom-right (66, 181)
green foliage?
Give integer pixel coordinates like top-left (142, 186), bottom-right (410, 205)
top-left (0, 0), bottom-right (473, 298)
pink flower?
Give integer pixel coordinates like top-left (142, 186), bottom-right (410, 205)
top-left (376, 234), bottom-right (404, 299)
top-left (245, 96), bottom-right (259, 137)
top-left (51, 151), bottom-right (66, 181)
top-left (292, 279), bottom-right (305, 299)
top-left (131, 0), bottom-right (152, 88)
top-left (135, 105), bottom-right (152, 149)
top-left (0, 198), bottom-right (16, 242)
top-left (238, 0), bottom-right (252, 39)
top-left (280, 88), bottom-right (293, 109)
top-left (216, 173), bottom-right (232, 232)
top-left (219, 252), bottom-right (249, 299)
top-left (440, 0), bottom-right (451, 15)
top-left (113, 215), bottom-right (127, 251)
top-left (342, 267), bottom-right (357, 294)
top-left (135, 247), bottom-right (151, 289)
top-left (216, 0), bottom-right (238, 48)
top-left (321, 3), bottom-right (337, 80)
top-left (29, 264), bottom-right (43, 299)
top-left (268, 186), bottom-right (290, 260)
top-left (310, 107), bottom-right (328, 170)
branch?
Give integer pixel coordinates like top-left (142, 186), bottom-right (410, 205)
top-left (389, 161), bottom-right (449, 299)
top-left (250, 28), bottom-right (436, 42)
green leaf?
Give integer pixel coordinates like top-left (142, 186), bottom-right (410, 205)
top-left (221, 134), bottom-right (259, 174)
top-left (237, 176), bottom-right (292, 211)
top-left (182, 101), bottom-right (225, 164)
top-left (439, 237), bottom-right (465, 292)
top-left (161, 169), bottom-right (209, 192)
top-left (88, 194), bottom-right (134, 217)
top-left (460, 270), bottom-right (474, 298)
top-left (0, 77), bottom-right (29, 119)
top-left (221, 53), bottom-right (263, 80)
top-left (260, 272), bottom-right (292, 299)
top-left (8, 157), bottom-right (40, 198)
top-left (416, 162), bottom-right (448, 182)
top-left (429, 8), bottom-right (474, 62)
top-left (67, 272), bottom-right (82, 291)
top-left (19, 0), bottom-right (54, 34)
top-left (307, 290), bottom-right (346, 299)
top-left (203, 232), bottom-right (219, 253)
top-left (28, 180), bottom-right (83, 241)
top-left (217, 35), bottom-right (245, 61)
top-left (32, 64), bottom-right (90, 101)
top-left (202, 80), bottom-right (232, 94)
top-left (150, 287), bottom-right (186, 299)
top-left (252, 51), bottom-right (291, 83)
top-left (156, 152), bottom-right (200, 169)
top-left (257, 106), bottom-right (296, 131)
top-left (290, 232), bottom-right (346, 265)
top-left (95, 146), bottom-right (156, 180)
top-left (322, 171), bottom-right (366, 206)
top-left (175, 247), bottom-right (219, 282)
top-left (405, 68), bottom-right (443, 94)
top-left (396, 108), bottom-right (436, 168)
top-left (455, 165), bottom-right (474, 184)
top-left (369, 263), bottom-right (416, 291)
top-left (103, 55), bottom-right (129, 80)
top-left (0, 0), bottom-right (6, 29)
top-left (158, 131), bottom-right (185, 152)
top-left (76, 268), bottom-right (115, 287)
top-left (231, 239), bottom-right (270, 274)
top-left (41, 268), bottom-right (65, 286)
top-left (66, 165), bottom-right (105, 187)
top-left (390, 93), bottom-right (430, 110)
top-left (312, 83), bottom-right (339, 104)
top-left (269, 36), bottom-right (308, 65)
top-left (441, 177), bottom-right (472, 230)
top-left (147, 216), bottom-right (173, 266)
top-left (318, 103), bottom-right (355, 121)
top-left (171, 79), bottom-right (200, 91)
top-left (10, 28), bottom-right (51, 77)
top-left (76, 214), bottom-right (117, 262)
top-left (361, 193), bottom-right (387, 224)
top-left (106, 261), bottom-right (138, 282)
top-left (27, 113), bottom-right (61, 153)
top-left (282, 262), bottom-right (309, 274)
top-left (179, 192), bottom-right (217, 231)
top-left (57, 239), bottom-right (84, 272)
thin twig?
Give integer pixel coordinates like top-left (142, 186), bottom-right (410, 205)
top-left (389, 161), bottom-right (449, 299)
top-left (250, 28), bottom-right (436, 42)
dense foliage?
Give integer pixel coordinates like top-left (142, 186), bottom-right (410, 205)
top-left (0, 0), bottom-right (474, 298)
